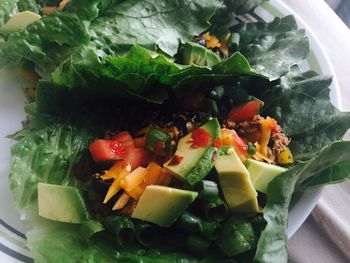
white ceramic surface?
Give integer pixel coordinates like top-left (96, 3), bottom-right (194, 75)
top-left (0, 0), bottom-right (341, 261)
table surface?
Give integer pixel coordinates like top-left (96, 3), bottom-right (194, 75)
top-left (280, 1), bottom-right (350, 262)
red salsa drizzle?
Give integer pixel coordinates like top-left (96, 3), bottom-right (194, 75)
top-left (168, 154), bottom-right (184, 166)
top-left (213, 137), bottom-right (222, 148)
top-left (191, 128), bottom-right (212, 148)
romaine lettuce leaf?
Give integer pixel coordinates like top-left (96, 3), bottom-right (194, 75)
top-left (48, 45), bottom-right (263, 107)
top-left (9, 122), bottom-right (93, 213)
top-left (16, 0), bottom-right (60, 13)
top-left (27, 218), bottom-right (200, 263)
top-left (231, 16), bottom-right (309, 80)
top-left (0, 0), bottom-right (100, 77)
top-left (0, 0), bottom-right (18, 26)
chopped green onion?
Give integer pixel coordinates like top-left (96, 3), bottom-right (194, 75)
top-left (135, 221), bottom-right (158, 247)
top-left (194, 180), bottom-right (219, 200)
top-left (176, 212), bottom-right (221, 240)
top-left (186, 234), bottom-right (211, 255)
top-left (200, 220), bottom-right (221, 240)
top-left (102, 216), bottom-right (135, 246)
top-left (199, 197), bottom-right (228, 222)
top-left (176, 212), bottom-right (202, 233)
top-left (145, 127), bottom-right (171, 154)
top-left (216, 216), bottom-right (257, 257)
top-left (80, 220), bottom-right (105, 239)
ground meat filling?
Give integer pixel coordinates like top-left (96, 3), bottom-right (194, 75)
top-left (223, 115), bottom-right (291, 163)
top-left (270, 132), bottom-right (291, 155)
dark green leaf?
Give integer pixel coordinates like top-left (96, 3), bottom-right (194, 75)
top-left (254, 141), bottom-right (350, 263)
top-left (258, 66), bottom-right (350, 160)
top-left (232, 16), bottom-right (309, 80)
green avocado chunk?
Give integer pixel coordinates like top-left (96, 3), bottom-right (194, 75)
top-left (0, 11), bottom-right (41, 34)
top-left (214, 148), bottom-right (259, 213)
top-left (38, 183), bottom-right (88, 224)
top-left (164, 118), bottom-right (220, 186)
top-left (245, 159), bottom-right (287, 193)
top-left (131, 185), bottom-right (198, 227)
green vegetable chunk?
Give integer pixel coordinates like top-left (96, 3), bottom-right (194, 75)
top-left (186, 234), bottom-right (211, 256)
top-left (198, 197), bottom-right (228, 222)
top-left (194, 180), bottom-right (219, 200)
top-left (164, 118), bottom-right (220, 186)
top-left (216, 217), bottom-right (256, 257)
top-left (103, 216), bottom-right (135, 246)
top-left (214, 148), bottom-right (259, 213)
top-left (37, 183), bottom-right (88, 224)
top-left (80, 220), bottom-right (105, 239)
top-left (132, 185), bottom-right (198, 227)
top-left (145, 127), bottom-right (171, 154)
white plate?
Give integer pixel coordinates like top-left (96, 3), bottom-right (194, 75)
top-left (0, 0), bottom-right (341, 261)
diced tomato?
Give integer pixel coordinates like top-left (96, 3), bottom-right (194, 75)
top-left (213, 137), bottom-right (222, 148)
top-left (232, 133), bottom-right (248, 154)
top-left (272, 124), bottom-right (282, 133)
top-left (191, 128), bottom-right (212, 148)
top-left (221, 129), bottom-right (248, 154)
top-left (228, 99), bottom-right (263, 123)
top-left (89, 139), bottom-right (127, 162)
top-left (112, 131), bottom-right (135, 149)
top-left (125, 147), bottom-right (148, 171)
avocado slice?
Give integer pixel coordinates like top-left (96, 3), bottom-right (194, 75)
top-left (245, 159), bottom-right (287, 193)
top-left (214, 148), bottom-right (259, 213)
top-left (0, 11), bottom-right (41, 34)
top-left (131, 185), bottom-right (198, 227)
top-left (164, 118), bottom-right (220, 186)
top-left (38, 183), bottom-right (88, 224)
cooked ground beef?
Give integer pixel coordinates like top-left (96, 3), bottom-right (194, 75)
top-left (270, 132), bottom-right (291, 156)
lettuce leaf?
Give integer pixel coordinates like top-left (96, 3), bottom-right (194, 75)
top-left (9, 122), bottom-right (93, 213)
top-left (253, 66), bottom-right (350, 161)
top-left (0, 0), bottom-right (18, 26)
top-left (27, 219), bottom-right (200, 263)
top-left (0, 0), bottom-right (100, 76)
top-left (254, 141), bottom-right (350, 263)
top-left (47, 45), bottom-right (263, 108)
top-left (231, 16), bottom-right (309, 80)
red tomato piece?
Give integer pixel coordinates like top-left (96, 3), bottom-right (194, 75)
top-left (125, 147), bottom-right (148, 171)
top-left (112, 131), bottom-right (135, 149)
top-left (228, 100), bottom-right (263, 123)
top-left (89, 139), bottom-right (127, 162)
top-left (232, 133), bottom-right (248, 154)
top-left (221, 129), bottom-right (247, 154)
top-left (191, 128), bottom-right (212, 148)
